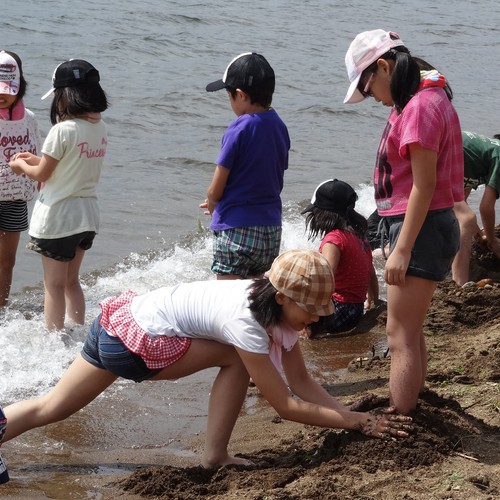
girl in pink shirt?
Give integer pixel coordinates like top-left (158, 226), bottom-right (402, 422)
top-left (344, 30), bottom-right (462, 414)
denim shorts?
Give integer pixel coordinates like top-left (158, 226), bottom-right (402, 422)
top-left (212, 225), bottom-right (282, 277)
top-left (81, 316), bottom-right (161, 382)
top-left (27, 231), bottom-right (96, 261)
top-left (385, 208), bottom-right (459, 281)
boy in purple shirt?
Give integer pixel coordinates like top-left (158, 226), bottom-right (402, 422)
top-left (201, 53), bottom-right (290, 279)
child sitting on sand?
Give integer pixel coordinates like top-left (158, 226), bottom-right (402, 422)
top-left (302, 179), bottom-right (379, 337)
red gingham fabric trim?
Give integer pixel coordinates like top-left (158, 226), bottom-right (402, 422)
top-left (99, 291), bottom-right (191, 370)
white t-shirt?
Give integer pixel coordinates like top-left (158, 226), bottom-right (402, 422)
top-left (131, 280), bottom-right (272, 355)
top-left (29, 118), bottom-right (107, 238)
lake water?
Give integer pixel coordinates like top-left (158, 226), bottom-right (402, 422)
top-left (1, 0), bottom-right (499, 489)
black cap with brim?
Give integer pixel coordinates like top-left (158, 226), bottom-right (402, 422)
top-left (205, 52), bottom-right (275, 94)
top-left (301, 204), bottom-right (315, 215)
top-left (206, 79), bottom-right (226, 92)
top-left (301, 179), bottom-right (357, 216)
top-left (41, 59), bottom-right (100, 100)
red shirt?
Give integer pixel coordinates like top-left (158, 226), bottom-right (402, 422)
top-left (319, 230), bottom-right (372, 304)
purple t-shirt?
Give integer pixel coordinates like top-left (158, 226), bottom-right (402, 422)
top-left (374, 87), bottom-right (464, 216)
top-left (210, 108), bottom-right (290, 230)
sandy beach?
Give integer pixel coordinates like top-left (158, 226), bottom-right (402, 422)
top-left (1, 235), bottom-right (499, 499)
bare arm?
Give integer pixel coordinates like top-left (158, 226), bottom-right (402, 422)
top-left (281, 343), bottom-right (347, 410)
top-left (384, 144), bottom-right (437, 286)
top-left (200, 165), bottom-right (230, 215)
top-left (365, 264), bottom-right (379, 308)
top-left (320, 242), bottom-right (341, 274)
top-left (236, 344), bottom-right (411, 438)
top-left (237, 344), bottom-right (364, 429)
top-left (10, 152), bottom-right (59, 182)
top-left (479, 185), bottom-right (500, 257)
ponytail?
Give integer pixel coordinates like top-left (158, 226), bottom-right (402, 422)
top-left (386, 48), bottom-right (420, 113)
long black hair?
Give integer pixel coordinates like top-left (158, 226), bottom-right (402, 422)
top-left (304, 206), bottom-right (368, 243)
top-left (247, 279), bottom-right (282, 329)
top-left (362, 47), bottom-right (452, 113)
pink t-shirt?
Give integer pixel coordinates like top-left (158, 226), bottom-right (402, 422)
top-left (374, 87), bottom-right (464, 216)
top-left (319, 229), bottom-right (372, 304)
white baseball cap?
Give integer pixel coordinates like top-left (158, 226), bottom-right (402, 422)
top-left (344, 29), bottom-right (405, 104)
top-left (0, 51), bottom-right (21, 96)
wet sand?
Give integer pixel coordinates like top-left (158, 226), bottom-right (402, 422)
top-left (1, 325), bottom-right (386, 499)
top-left (1, 239), bottom-right (499, 499)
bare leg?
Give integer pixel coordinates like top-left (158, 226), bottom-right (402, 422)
top-left (0, 231), bottom-right (21, 307)
top-left (386, 276), bottom-right (436, 414)
top-left (3, 355), bottom-right (117, 441)
top-left (419, 333), bottom-right (428, 393)
top-left (203, 360), bottom-right (251, 466)
top-left (451, 201), bottom-right (479, 286)
top-left (151, 339), bottom-right (251, 467)
top-left (42, 256), bottom-right (69, 331)
top-left (65, 247), bottom-right (86, 325)
top-left (5, 339), bottom-right (250, 467)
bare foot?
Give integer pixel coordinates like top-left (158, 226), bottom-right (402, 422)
top-left (202, 454), bottom-right (253, 468)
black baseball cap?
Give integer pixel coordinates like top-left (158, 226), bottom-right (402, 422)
top-left (206, 52), bottom-right (275, 94)
top-left (41, 59), bottom-right (100, 100)
top-left (301, 179), bottom-right (358, 216)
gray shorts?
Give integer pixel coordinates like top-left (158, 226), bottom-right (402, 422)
top-left (385, 208), bottom-right (459, 281)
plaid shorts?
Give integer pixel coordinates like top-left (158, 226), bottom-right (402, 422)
top-left (212, 225), bottom-right (282, 277)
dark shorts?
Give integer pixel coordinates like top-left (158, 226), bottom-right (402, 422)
top-left (366, 210), bottom-right (383, 250)
top-left (27, 231), bottom-right (96, 261)
top-left (81, 316), bottom-right (162, 382)
top-left (0, 200), bottom-right (28, 232)
top-left (212, 225), bottom-right (282, 277)
top-left (309, 301), bottom-right (364, 337)
top-left (385, 208), bottom-right (459, 281)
